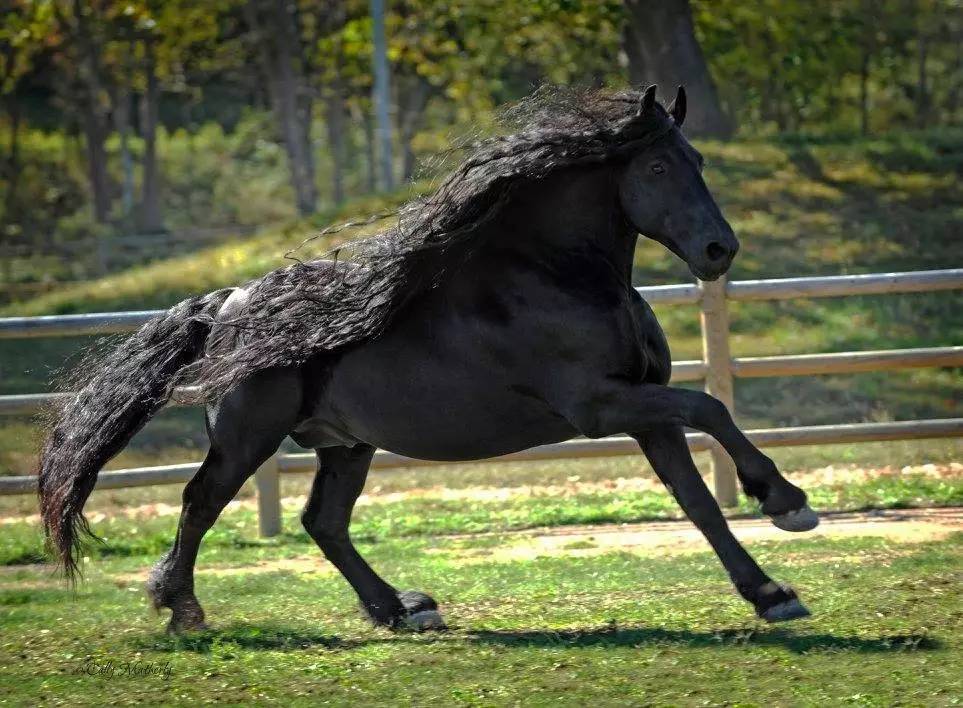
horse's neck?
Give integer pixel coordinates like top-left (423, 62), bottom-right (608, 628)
top-left (491, 165), bottom-right (637, 280)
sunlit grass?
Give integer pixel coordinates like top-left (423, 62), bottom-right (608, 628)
top-left (2, 465), bottom-right (961, 566)
top-left (0, 523), bottom-right (959, 705)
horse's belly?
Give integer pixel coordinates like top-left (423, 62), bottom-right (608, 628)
top-left (296, 345), bottom-right (577, 460)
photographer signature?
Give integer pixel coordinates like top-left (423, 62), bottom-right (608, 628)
top-left (73, 659), bottom-right (173, 681)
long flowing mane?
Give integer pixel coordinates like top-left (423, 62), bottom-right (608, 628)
top-left (187, 86), bottom-right (676, 399)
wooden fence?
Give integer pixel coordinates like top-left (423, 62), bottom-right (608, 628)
top-left (1, 268), bottom-right (961, 538)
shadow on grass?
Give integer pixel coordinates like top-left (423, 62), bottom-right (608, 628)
top-left (133, 623), bottom-right (382, 654)
top-left (467, 624), bottom-right (940, 654)
top-left (133, 621), bottom-right (940, 656)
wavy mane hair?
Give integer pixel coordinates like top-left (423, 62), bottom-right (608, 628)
top-left (185, 86), bottom-right (677, 400)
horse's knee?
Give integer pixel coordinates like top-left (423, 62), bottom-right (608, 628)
top-left (686, 504), bottom-right (724, 532)
top-left (693, 392), bottom-right (730, 425)
top-left (301, 512), bottom-right (348, 550)
top-left (673, 489), bottom-right (726, 532)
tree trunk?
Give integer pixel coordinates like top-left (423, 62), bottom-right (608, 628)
top-left (397, 77), bottom-right (431, 182)
top-left (353, 102), bottom-right (378, 193)
top-left (246, 0), bottom-right (317, 216)
top-left (859, 54), bottom-right (870, 135)
top-left (3, 97), bottom-right (21, 219)
top-left (622, 0), bottom-right (734, 137)
top-left (71, 0), bottom-right (112, 223)
top-left (859, 1), bottom-right (874, 136)
top-left (370, 0), bottom-right (394, 191)
top-left (948, 35), bottom-right (962, 124)
top-left (917, 29), bottom-right (930, 126)
top-left (325, 88), bottom-right (347, 205)
top-left (139, 35), bottom-right (164, 232)
top-left (80, 104), bottom-right (111, 224)
top-left (114, 84), bottom-right (134, 220)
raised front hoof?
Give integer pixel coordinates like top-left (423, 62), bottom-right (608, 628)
top-left (768, 505), bottom-right (820, 532)
top-left (754, 582), bottom-right (811, 624)
top-left (760, 598), bottom-right (811, 623)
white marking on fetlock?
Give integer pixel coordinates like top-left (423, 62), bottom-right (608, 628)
top-left (769, 505), bottom-right (819, 532)
top-left (403, 610), bottom-right (447, 631)
top-left (761, 598), bottom-right (811, 623)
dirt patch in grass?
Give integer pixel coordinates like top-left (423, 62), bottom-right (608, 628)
top-left (3, 461), bottom-right (958, 526)
top-left (449, 507), bottom-right (963, 564)
top-left (44, 507), bottom-right (959, 584)
top-left (109, 555), bottom-right (334, 585)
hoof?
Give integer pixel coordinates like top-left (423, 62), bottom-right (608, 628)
top-left (760, 597), bottom-right (811, 623)
top-left (363, 590), bottom-right (447, 631)
top-left (754, 581), bottom-right (810, 623)
top-left (769, 505), bottom-right (819, 532)
top-left (398, 590), bottom-right (446, 632)
top-left (166, 616), bottom-right (208, 634)
top-left (402, 609), bottom-right (447, 632)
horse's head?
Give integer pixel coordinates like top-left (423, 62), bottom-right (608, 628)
top-left (617, 86), bottom-right (738, 281)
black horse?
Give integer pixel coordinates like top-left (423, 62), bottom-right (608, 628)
top-left (38, 86), bottom-right (818, 633)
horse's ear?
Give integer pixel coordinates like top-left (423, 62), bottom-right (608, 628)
top-left (669, 85), bottom-right (686, 127)
top-left (639, 84), bottom-right (657, 114)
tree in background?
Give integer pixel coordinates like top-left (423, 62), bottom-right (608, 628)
top-left (0, 1), bottom-right (52, 233)
top-left (314, 0), bottom-right (349, 204)
top-left (385, 0), bottom-right (623, 181)
top-left (622, 0), bottom-right (733, 137)
top-left (137, 15), bottom-right (162, 231)
top-left (692, 0), bottom-right (962, 134)
top-left (49, 0), bottom-right (116, 224)
top-left (1, 0), bottom-right (961, 272)
top-left (243, 0), bottom-right (318, 215)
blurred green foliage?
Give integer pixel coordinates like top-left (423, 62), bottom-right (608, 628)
top-left (1, 0), bottom-right (959, 266)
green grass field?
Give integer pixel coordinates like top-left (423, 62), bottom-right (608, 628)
top-left (1, 460), bottom-right (962, 567)
top-left (1, 512), bottom-right (960, 705)
top-left (2, 439), bottom-right (961, 704)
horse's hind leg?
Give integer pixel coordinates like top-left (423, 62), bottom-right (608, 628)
top-left (634, 426), bottom-right (810, 623)
top-left (301, 444), bottom-right (445, 631)
top-left (147, 369), bottom-right (301, 632)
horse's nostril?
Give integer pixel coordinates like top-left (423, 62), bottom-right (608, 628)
top-left (706, 242), bottom-right (728, 262)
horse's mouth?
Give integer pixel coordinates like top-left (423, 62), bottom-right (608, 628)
top-left (689, 264), bottom-right (725, 282)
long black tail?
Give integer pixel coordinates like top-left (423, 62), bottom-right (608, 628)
top-left (38, 288), bottom-right (232, 579)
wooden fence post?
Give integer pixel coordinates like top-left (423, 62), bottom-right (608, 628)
top-left (255, 454), bottom-right (282, 538)
top-left (95, 233), bottom-right (109, 276)
top-left (699, 276), bottom-right (739, 507)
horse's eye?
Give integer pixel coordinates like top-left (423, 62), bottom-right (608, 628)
top-left (650, 162), bottom-right (665, 175)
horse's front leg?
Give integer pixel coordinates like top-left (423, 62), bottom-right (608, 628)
top-left (634, 426), bottom-right (810, 622)
top-left (566, 382), bottom-right (818, 530)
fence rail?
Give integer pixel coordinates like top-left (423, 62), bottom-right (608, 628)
top-left (1, 268), bottom-right (961, 534)
top-left (4, 418), bottom-right (961, 498)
